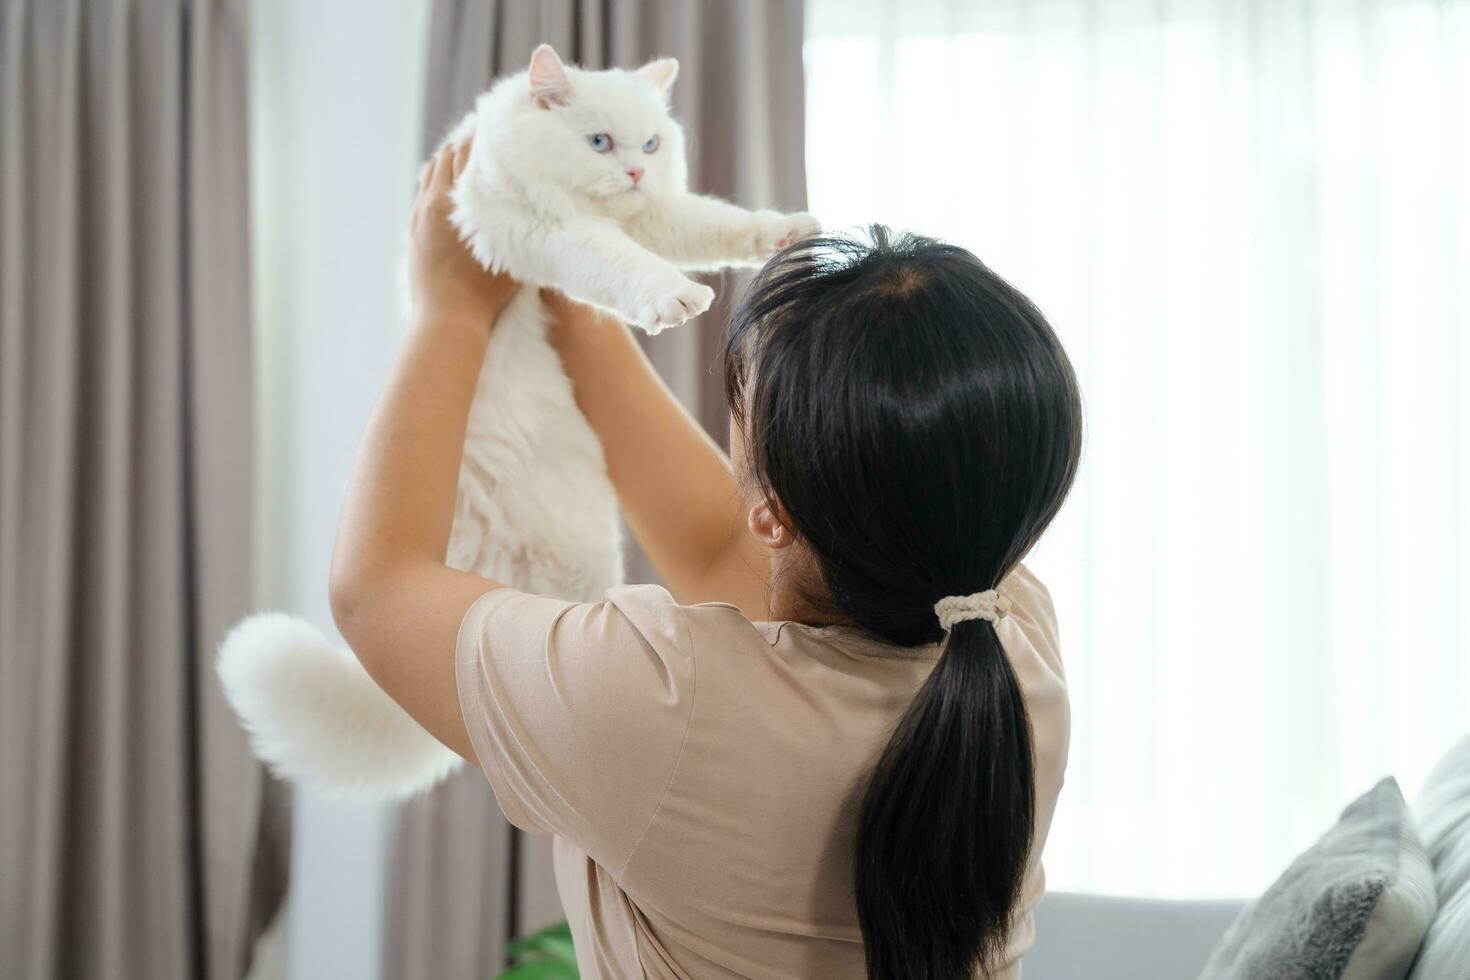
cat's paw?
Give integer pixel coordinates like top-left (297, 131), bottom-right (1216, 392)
top-left (631, 278), bottom-right (715, 335)
top-left (751, 210), bottom-right (821, 258)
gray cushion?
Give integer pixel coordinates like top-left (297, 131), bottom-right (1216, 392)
top-left (1407, 734), bottom-right (1470, 978)
top-left (1199, 778), bottom-right (1437, 980)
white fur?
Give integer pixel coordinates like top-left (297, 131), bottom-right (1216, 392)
top-left (217, 45), bottom-right (818, 800)
top-left (217, 614), bottom-right (460, 798)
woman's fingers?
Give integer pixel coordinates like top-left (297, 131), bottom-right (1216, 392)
top-left (415, 147), bottom-right (455, 220)
top-left (417, 139), bottom-right (469, 203)
top-left (433, 144), bottom-right (453, 187)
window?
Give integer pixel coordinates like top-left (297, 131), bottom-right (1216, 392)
top-left (806, 0), bottom-right (1470, 897)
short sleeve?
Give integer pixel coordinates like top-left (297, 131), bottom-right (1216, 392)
top-left (454, 584), bottom-right (696, 874)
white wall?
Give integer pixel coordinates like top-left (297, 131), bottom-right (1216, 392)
top-left (248, 2), bottom-right (432, 977)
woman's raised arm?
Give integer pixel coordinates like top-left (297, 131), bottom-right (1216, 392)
top-left (543, 290), bottom-right (771, 619)
top-left (328, 140), bottom-right (518, 762)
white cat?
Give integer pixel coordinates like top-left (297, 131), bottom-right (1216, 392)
top-left (217, 45), bottom-right (818, 799)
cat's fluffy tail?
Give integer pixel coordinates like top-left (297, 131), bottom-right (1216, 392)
top-left (217, 613), bottom-right (461, 799)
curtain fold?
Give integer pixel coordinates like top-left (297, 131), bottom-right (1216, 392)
top-left (0, 1), bottom-right (286, 977)
top-left (387, 2), bottom-right (807, 975)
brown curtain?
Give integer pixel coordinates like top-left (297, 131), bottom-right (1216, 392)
top-left (387, 1), bottom-right (808, 975)
top-left (0, 2), bottom-right (288, 979)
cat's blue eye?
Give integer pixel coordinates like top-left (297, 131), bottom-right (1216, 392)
top-left (587, 133), bottom-right (613, 153)
top-left (642, 135), bottom-right (660, 154)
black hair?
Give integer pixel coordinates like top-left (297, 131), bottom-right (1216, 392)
top-left (724, 226), bottom-right (1082, 978)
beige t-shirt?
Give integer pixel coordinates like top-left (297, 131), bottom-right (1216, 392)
top-left (455, 563), bottom-right (1069, 979)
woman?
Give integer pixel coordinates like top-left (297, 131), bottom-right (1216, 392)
top-left (330, 141), bottom-right (1081, 978)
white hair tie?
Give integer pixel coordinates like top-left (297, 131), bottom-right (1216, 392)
top-left (934, 590), bottom-right (1012, 630)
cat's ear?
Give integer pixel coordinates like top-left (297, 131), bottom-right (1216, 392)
top-left (635, 57), bottom-right (679, 95)
top-left (528, 44), bottom-right (572, 108)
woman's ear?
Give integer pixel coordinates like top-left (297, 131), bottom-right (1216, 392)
top-left (748, 497), bottom-right (795, 550)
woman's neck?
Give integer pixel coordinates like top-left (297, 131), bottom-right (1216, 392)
top-left (766, 546), bottom-right (849, 627)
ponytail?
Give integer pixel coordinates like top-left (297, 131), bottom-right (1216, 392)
top-left (856, 619), bottom-right (1035, 979)
top-left (723, 227), bottom-right (1081, 978)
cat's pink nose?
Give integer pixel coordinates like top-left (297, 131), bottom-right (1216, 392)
top-left (626, 167), bottom-right (644, 185)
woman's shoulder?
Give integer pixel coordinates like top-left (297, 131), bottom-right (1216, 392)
top-left (999, 562), bottom-right (1070, 779)
top-left (598, 582), bottom-right (695, 636)
top-left (601, 583), bottom-right (771, 653)
top-left (1002, 561), bottom-right (1062, 669)
top-left (598, 585), bottom-right (907, 674)
top-left (600, 571), bottom-right (1059, 653)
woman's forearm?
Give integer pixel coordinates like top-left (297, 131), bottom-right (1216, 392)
top-left (547, 295), bottom-right (770, 616)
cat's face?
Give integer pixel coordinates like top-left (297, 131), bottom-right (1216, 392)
top-left (514, 46), bottom-right (688, 206)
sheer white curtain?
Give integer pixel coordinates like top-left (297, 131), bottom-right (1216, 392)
top-left (805, 0), bottom-right (1470, 898)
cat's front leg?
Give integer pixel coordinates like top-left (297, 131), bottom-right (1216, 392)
top-left (544, 221), bottom-right (714, 334)
top-left (746, 207), bottom-right (823, 258)
top-left (629, 195), bottom-right (821, 271)
top-left (451, 191), bottom-right (711, 333)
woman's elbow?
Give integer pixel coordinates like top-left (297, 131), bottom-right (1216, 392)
top-left (328, 551), bottom-right (379, 648)
top-left (328, 552), bottom-right (435, 664)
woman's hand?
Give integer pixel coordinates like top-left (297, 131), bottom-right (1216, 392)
top-left (408, 139), bottom-right (518, 328)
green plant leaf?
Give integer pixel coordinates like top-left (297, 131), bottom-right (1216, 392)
top-left (505, 934), bottom-right (576, 963)
top-left (497, 919), bottom-right (577, 977)
top-left (493, 960), bottom-right (579, 980)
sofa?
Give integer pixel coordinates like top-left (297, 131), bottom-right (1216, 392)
top-left (1025, 733), bottom-right (1470, 979)
top-left (1027, 893), bottom-right (1245, 979)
